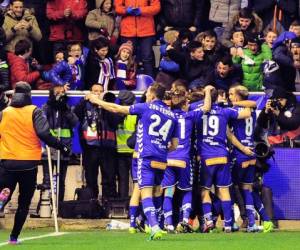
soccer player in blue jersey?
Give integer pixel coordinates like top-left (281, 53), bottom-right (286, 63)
top-left (88, 82), bottom-right (178, 240)
top-left (199, 88), bottom-right (251, 233)
top-left (162, 85), bottom-right (213, 233)
top-left (228, 85), bottom-right (273, 233)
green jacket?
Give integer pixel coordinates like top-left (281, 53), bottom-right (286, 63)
top-left (232, 44), bottom-right (272, 91)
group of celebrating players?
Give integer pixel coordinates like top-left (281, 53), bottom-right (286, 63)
top-left (87, 81), bottom-right (274, 240)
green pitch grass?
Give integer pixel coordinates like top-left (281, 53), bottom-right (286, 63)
top-left (1, 230), bottom-right (300, 250)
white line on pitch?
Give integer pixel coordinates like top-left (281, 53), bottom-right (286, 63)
top-left (0, 232), bottom-right (69, 247)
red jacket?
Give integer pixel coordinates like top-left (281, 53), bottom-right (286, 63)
top-left (46, 0), bottom-right (88, 42)
top-left (7, 53), bottom-right (40, 89)
top-left (115, 0), bottom-right (160, 37)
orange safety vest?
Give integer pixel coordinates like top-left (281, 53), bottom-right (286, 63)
top-left (0, 105), bottom-right (42, 160)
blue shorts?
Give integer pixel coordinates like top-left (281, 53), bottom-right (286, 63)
top-left (200, 157), bottom-right (231, 189)
top-left (232, 157), bottom-right (256, 185)
top-left (137, 157), bottom-right (166, 189)
top-left (161, 160), bottom-right (193, 190)
top-left (131, 157), bottom-right (138, 182)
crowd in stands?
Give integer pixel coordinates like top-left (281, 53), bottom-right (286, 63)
top-left (0, 0), bottom-right (299, 92)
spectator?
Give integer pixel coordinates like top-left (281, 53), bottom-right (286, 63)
top-left (221, 7), bottom-right (263, 48)
top-left (85, 37), bottom-right (115, 90)
top-left (232, 33), bottom-right (272, 91)
top-left (114, 0), bottom-right (160, 78)
top-left (115, 90), bottom-right (137, 198)
top-left (42, 49), bottom-right (73, 88)
top-left (229, 27), bottom-right (246, 57)
top-left (7, 39), bottom-right (52, 89)
top-left (195, 29), bottom-right (229, 65)
top-left (156, 29), bottom-right (180, 89)
top-left (40, 85), bottom-right (78, 202)
top-left (85, 0), bottom-right (119, 44)
top-left (250, 0), bottom-right (298, 31)
top-left (205, 56), bottom-right (243, 91)
top-left (264, 29), bottom-right (278, 49)
top-left (74, 83), bottom-right (119, 199)
top-left (3, 0), bottom-right (42, 53)
top-left (209, 0), bottom-right (241, 29)
top-left (157, 0), bottom-right (202, 35)
top-left (23, 0), bottom-right (51, 64)
top-left (46, 0), bottom-right (88, 55)
top-left (289, 20), bottom-right (300, 37)
top-left (66, 42), bottom-right (85, 90)
top-left (272, 31), bottom-right (297, 92)
top-left (114, 41), bottom-right (136, 90)
top-left (0, 9), bottom-right (9, 92)
top-left (290, 37), bottom-right (300, 91)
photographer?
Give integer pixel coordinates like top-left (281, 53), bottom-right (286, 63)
top-left (255, 88), bottom-right (300, 146)
top-left (40, 85), bottom-right (78, 202)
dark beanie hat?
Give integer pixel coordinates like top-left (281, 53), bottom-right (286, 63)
top-left (15, 82), bottom-right (31, 94)
top-left (271, 87), bottom-right (289, 99)
top-left (118, 90), bottom-right (135, 105)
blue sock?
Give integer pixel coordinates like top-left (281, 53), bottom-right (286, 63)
top-left (141, 197), bottom-right (158, 228)
top-left (253, 191), bottom-right (270, 221)
top-left (153, 196), bottom-right (163, 229)
top-left (202, 202), bottom-right (213, 223)
top-left (221, 200), bottom-right (232, 227)
top-left (129, 206), bottom-right (139, 228)
top-left (182, 191), bottom-right (192, 223)
top-left (163, 196), bottom-right (173, 226)
top-left (242, 189), bottom-right (255, 227)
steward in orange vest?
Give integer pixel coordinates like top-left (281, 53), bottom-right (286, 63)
top-left (0, 82), bottom-right (69, 244)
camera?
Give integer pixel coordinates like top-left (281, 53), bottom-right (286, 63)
top-left (270, 99), bottom-right (281, 109)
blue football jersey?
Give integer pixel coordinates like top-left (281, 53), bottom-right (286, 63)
top-left (199, 104), bottom-right (239, 158)
top-left (129, 100), bottom-right (177, 162)
top-left (167, 108), bottom-right (202, 161)
top-left (230, 106), bottom-right (256, 159)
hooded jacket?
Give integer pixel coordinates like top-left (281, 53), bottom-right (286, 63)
top-left (85, 0), bottom-right (119, 41)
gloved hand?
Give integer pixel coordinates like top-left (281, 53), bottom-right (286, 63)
top-left (132, 8), bottom-right (141, 16)
top-left (126, 7), bottom-right (134, 15)
top-left (58, 143), bottom-right (71, 156)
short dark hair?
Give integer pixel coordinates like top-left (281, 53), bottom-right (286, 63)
top-left (150, 82), bottom-right (166, 100)
top-left (188, 41), bottom-right (202, 53)
top-left (11, 0), bottom-right (24, 4)
top-left (211, 88), bottom-right (218, 103)
top-left (239, 7), bottom-right (253, 19)
top-left (218, 56), bottom-right (233, 67)
top-left (91, 37), bottom-right (109, 51)
top-left (15, 39), bottom-right (31, 56)
top-left (202, 30), bottom-right (217, 40)
top-left (290, 19), bottom-right (300, 27)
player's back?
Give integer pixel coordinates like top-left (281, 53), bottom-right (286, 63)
top-left (135, 100), bottom-right (177, 162)
top-left (199, 104), bottom-right (238, 158)
top-left (168, 109), bottom-right (193, 161)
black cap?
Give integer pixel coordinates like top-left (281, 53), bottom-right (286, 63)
top-left (118, 90), bottom-right (135, 105)
top-left (271, 87), bottom-right (288, 99)
top-left (15, 81), bottom-right (31, 94)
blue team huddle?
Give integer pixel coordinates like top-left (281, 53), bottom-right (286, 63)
top-left (87, 81), bottom-right (274, 240)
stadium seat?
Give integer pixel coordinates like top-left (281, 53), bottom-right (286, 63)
top-left (135, 74), bottom-right (154, 91)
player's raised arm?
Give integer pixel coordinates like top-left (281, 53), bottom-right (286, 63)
top-left (232, 100), bottom-right (257, 108)
top-left (87, 93), bottom-right (130, 114)
top-left (226, 127), bottom-right (254, 156)
top-left (201, 85), bottom-right (214, 113)
top-left (237, 107), bottom-right (251, 119)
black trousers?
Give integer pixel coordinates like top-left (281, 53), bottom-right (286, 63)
top-left (116, 154), bottom-right (132, 198)
top-left (42, 160), bottom-right (68, 202)
top-left (83, 146), bottom-right (117, 199)
top-left (0, 166), bottom-right (37, 239)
